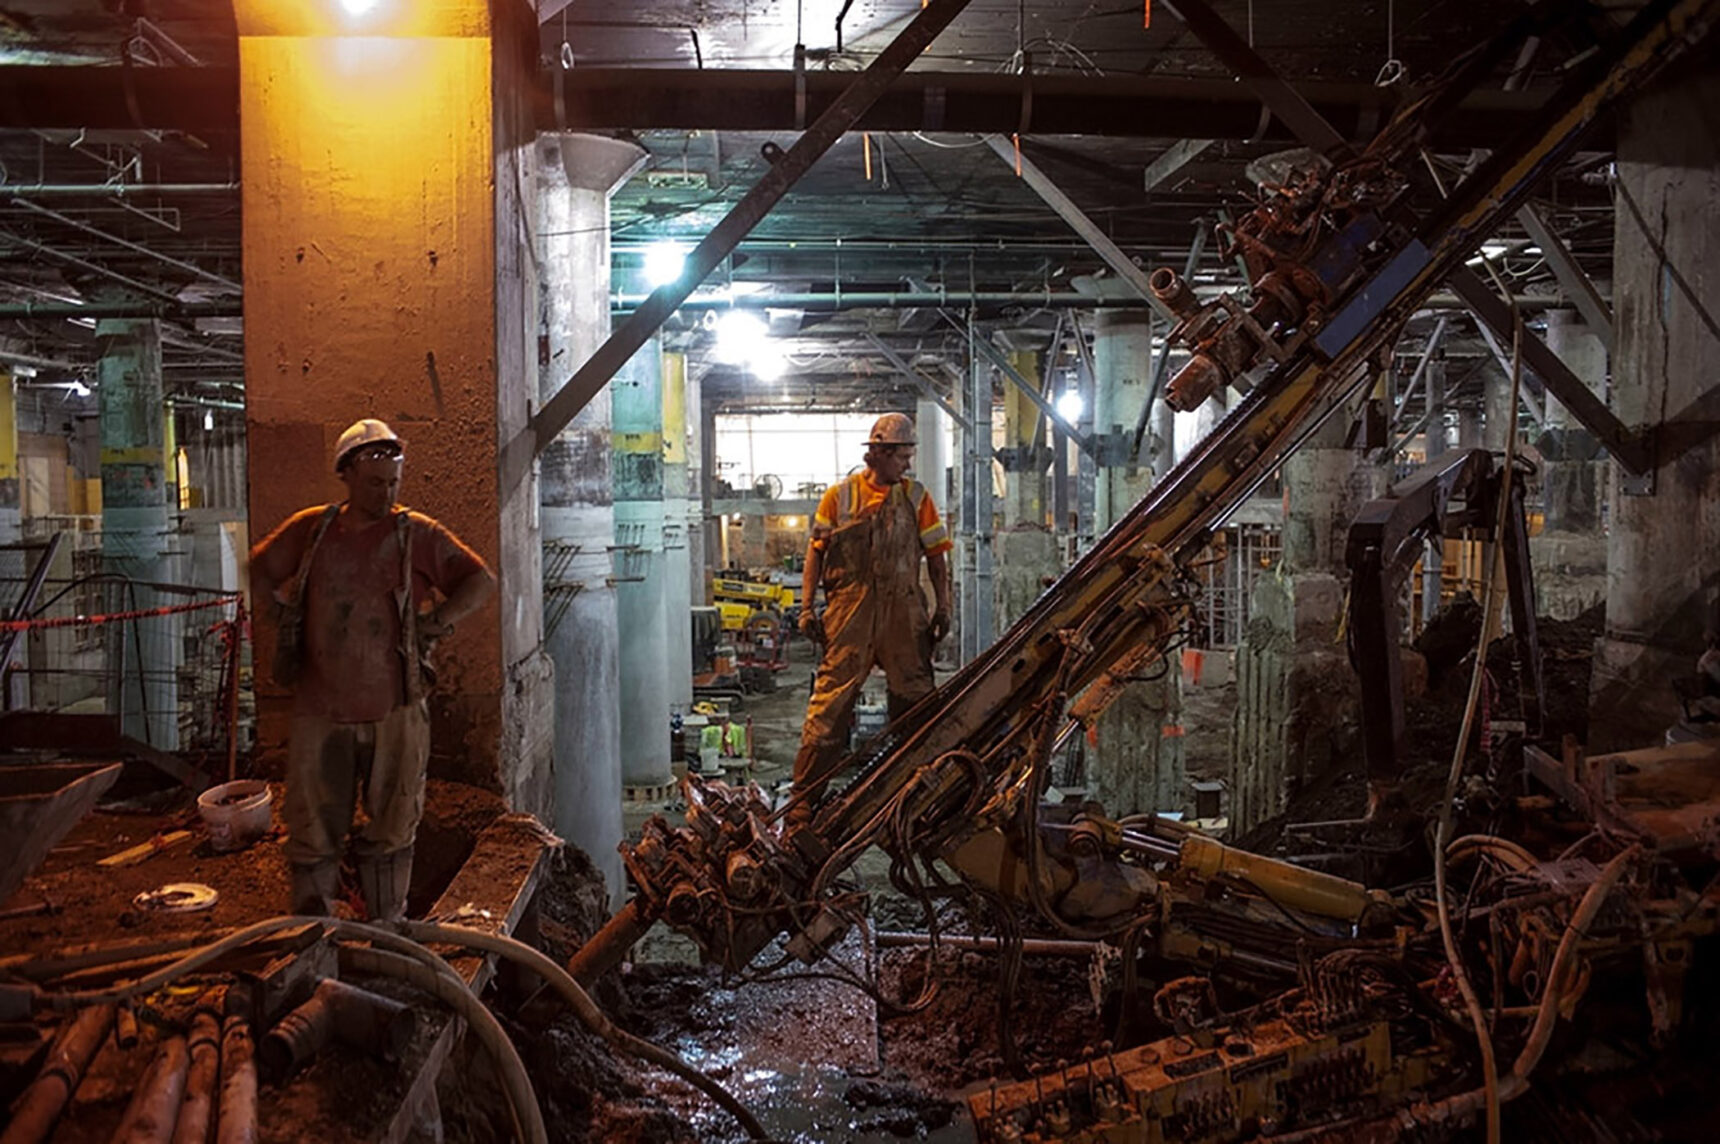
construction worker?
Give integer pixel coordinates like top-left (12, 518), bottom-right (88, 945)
top-left (790, 412), bottom-right (953, 822)
top-left (250, 419), bottom-right (495, 920)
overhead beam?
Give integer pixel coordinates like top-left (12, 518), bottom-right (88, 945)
top-left (1471, 315), bottom-right (1546, 428)
top-left (1160, 0), bottom-right (1347, 154)
top-left (982, 134), bottom-right (1173, 320)
top-left (1392, 315), bottom-right (1451, 423)
top-left (862, 332), bottom-right (974, 433)
top-left (0, 66), bottom-right (1567, 149)
top-left (523, 0), bottom-right (976, 466)
top-left (1142, 138), bottom-right (1216, 194)
top-left (947, 310), bottom-right (1095, 456)
top-left (1514, 203), bottom-right (1614, 349)
top-left (1448, 266), bottom-right (1649, 471)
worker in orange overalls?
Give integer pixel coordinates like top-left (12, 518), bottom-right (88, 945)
top-left (789, 412), bottom-right (953, 824)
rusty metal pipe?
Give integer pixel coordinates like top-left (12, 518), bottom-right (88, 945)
top-left (111, 1036), bottom-right (189, 1144)
top-left (170, 993), bottom-right (223, 1144)
top-left (1, 1004), bottom-right (117, 1144)
top-left (875, 932), bottom-right (1098, 957)
top-left (1149, 267), bottom-right (1201, 320)
top-left (566, 900), bottom-right (653, 988)
top-left (215, 1013), bottom-right (257, 1144)
top-left (257, 978), bottom-right (415, 1082)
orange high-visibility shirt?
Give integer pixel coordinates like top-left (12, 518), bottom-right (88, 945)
top-left (811, 471), bottom-right (952, 555)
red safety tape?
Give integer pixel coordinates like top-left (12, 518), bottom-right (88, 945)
top-left (0, 594), bottom-right (242, 633)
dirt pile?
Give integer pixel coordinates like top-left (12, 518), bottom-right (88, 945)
top-left (878, 946), bottom-right (1103, 1090)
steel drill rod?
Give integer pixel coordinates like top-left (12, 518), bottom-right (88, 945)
top-left (875, 932), bottom-right (1097, 956)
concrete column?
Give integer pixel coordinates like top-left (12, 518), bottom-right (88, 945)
top-left (614, 336), bottom-right (674, 787)
top-left (687, 365), bottom-right (708, 605)
top-left (538, 132), bottom-right (641, 903)
top-left (661, 349), bottom-right (694, 716)
top-left (1591, 70), bottom-right (1720, 749)
top-left (1532, 308), bottom-right (1609, 619)
top-left (1417, 356), bottom-right (1448, 625)
top-left (237, 2), bottom-right (551, 810)
top-left (96, 317), bottom-right (179, 748)
top-left (915, 398), bottom-right (948, 508)
top-left (0, 374), bottom-right (17, 546)
top-left (997, 346), bottom-right (1057, 631)
top-left (956, 351), bottom-right (995, 664)
top-left (1088, 309), bottom-right (1181, 816)
top-left (1232, 419), bottom-right (1379, 834)
top-left (1092, 310), bottom-right (1152, 533)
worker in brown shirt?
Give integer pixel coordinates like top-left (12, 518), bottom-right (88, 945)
top-left (250, 419), bottom-right (495, 920)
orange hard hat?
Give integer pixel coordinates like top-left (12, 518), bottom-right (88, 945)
top-left (867, 412), bottom-right (917, 447)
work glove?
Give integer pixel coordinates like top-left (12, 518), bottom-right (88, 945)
top-left (799, 608), bottom-right (827, 645)
top-left (928, 607), bottom-right (951, 645)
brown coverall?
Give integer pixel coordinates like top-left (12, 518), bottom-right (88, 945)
top-left (792, 481), bottom-right (938, 802)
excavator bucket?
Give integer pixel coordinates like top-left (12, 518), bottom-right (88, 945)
top-left (0, 762), bottom-right (122, 906)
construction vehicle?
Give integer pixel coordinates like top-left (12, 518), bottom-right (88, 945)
top-left (711, 573), bottom-right (797, 631)
top-left (570, 2), bottom-right (1720, 1138)
top-left (711, 573), bottom-right (796, 684)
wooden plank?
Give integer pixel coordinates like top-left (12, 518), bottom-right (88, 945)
top-left (422, 813), bottom-right (558, 990)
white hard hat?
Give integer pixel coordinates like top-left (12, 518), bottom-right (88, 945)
top-left (334, 418), bottom-right (402, 471)
top-left (867, 412), bottom-right (916, 447)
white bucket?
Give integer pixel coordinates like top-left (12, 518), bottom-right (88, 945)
top-left (197, 780), bottom-right (272, 852)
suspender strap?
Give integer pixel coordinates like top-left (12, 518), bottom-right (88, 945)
top-left (287, 504), bottom-right (341, 610)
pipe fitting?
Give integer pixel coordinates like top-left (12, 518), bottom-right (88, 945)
top-left (258, 978), bottom-right (416, 1083)
top-left (1149, 266), bottom-right (1201, 319)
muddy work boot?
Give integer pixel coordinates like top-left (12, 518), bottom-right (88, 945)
top-left (358, 846), bottom-right (414, 922)
top-left (290, 861), bottom-right (340, 916)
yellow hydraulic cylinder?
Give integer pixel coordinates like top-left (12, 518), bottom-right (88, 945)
top-left (1179, 834), bottom-right (1385, 922)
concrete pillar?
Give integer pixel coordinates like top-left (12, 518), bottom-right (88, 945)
top-left (1532, 309), bottom-right (1609, 619)
top-left (538, 133), bottom-right (642, 904)
top-left (1092, 310), bottom-right (1152, 532)
top-left (236, 2), bottom-right (551, 811)
top-left (96, 317), bottom-right (179, 748)
top-left (1232, 419), bottom-right (1379, 834)
top-left (661, 349), bottom-right (694, 716)
top-left (614, 336), bottom-right (674, 787)
top-left (915, 398), bottom-right (949, 508)
top-left (1418, 356), bottom-right (1448, 625)
top-left (0, 374), bottom-right (17, 546)
top-left (997, 347), bottom-right (1058, 631)
top-left (687, 365), bottom-right (708, 605)
top-left (956, 350), bottom-right (995, 664)
top-left (1088, 309), bottom-right (1181, 816)
top-left (1590, 70), bottom-right (1720, 749)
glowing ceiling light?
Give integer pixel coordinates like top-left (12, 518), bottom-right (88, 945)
top-left (1055, 389), bottom-right (1084, 423)
top-left (338, 0), bottom-right (381, 17)
top-left (714, 310), bottom-right (766, 364)
top-left (643, 242), bottom-right (688, 288)
top-left (750, 348), bottom-right (786, 382)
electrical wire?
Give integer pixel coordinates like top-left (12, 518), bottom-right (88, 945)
top-left (1431, 313), bottom-right (1525, 1144)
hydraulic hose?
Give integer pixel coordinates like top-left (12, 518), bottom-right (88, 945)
top-left (397, 921), bottom-right (768, 1141)
top-left (26, 915), bottom-right (764, 1143)
top-left (338, 947), bottom-right (539, 1144)
top-left (1263, 845), bottom-right (1640, 1143)
top-left (26, 917), bottom-right (545, 1144)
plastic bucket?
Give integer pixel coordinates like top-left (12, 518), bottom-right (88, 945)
top-left (197, 780), bottom-right (272, 852)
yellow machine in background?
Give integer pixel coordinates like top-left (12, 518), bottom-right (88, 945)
top-left (711, 575), bottom-right (797, 631)
top-left (708, 574), bottom-right (797, 686)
